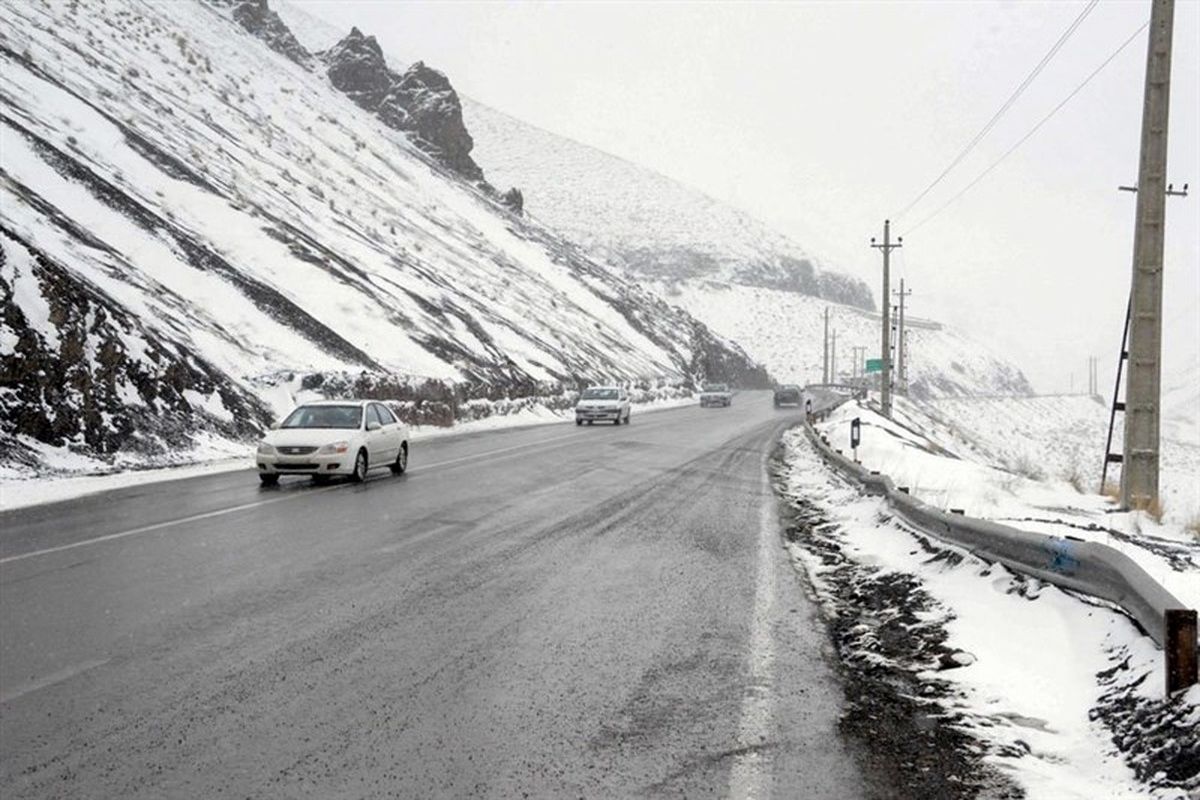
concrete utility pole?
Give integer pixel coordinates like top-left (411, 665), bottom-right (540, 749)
top-left (1122, 0), bottom-right (1176, 511)
top-left (894, 280), bottom-right (912, 395)
top-left (871, 220), bottom-right (901, 418)
top-left (822, 307), bottom-right (830, 384)
top-left (831, 329), bottom-right (838, 384)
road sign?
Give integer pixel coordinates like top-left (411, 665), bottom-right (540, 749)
top-left (865, 358), bottom-right (883, 374)
top-left (850, 417), bottom-right (861, 449)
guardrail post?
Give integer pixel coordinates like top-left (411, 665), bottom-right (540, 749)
top-left (1166, 608), bottom-right (1198, 694)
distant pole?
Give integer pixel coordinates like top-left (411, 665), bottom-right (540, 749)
top-left (831, 329), bottom-right (838, 384)
top-left (823, 307), bottom-right (830, 385)
top-left (1122, 0), bottom-right (1176, 511)
top-left (871, 220), bottom-right (901, 418)
top-left (893, 279), bottom-right (912, 395)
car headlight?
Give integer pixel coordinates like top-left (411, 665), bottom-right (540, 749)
top-left (257, 442), bottom-right (276, 455)
top-left (318, 441), bottom-right (350, 455)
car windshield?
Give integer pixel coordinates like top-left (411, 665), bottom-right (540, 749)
top-left (581, 388), bottom-right (618, 400)
top-left (703, 384), bottom-right (728, 392)
top-left (280, 405), bottom-right (362, 430)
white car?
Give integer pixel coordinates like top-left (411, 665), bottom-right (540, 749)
top-left (699, 383), bottom-right (733, 407)
top-left (255, 400), bottom-right (409, 486)
top-left (575, 386), bottom-right (631, 426)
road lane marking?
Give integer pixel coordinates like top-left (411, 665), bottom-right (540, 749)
top-left (0, 657), bottom-right (110, 704)
top-left (727, 453), bottom-right (779, 800)
top-left (0, 425), bottom-right (642, 567)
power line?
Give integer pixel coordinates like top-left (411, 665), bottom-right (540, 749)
top-left (905, 19), bottom-right (1150, 236)
top-left (894, 0), bottom-right (1099, 221)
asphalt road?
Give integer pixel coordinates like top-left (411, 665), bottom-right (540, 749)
top-left (0, 391), bottom-right (864, 798)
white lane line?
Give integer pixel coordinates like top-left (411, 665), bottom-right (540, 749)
top-left (0, 657), bottom-right (110, 704)
top-left (727, 455), bottom-right (779, 800)
top-left (0, 428), bottom-right (603, 567)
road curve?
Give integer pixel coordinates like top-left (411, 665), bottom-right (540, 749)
top-left (0, 392), bottom-right (863, 798)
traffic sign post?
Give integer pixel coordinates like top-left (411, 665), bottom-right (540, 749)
top-left (850, 417), bottom-right (861, 462)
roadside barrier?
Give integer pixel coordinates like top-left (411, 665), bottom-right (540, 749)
top-left (799, 405), bottom-right (1198, 696)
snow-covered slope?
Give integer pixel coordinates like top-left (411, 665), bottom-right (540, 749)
top-left (662, 281), bottom-right (1033, 398)
top-left (0, 0), bottom-right (764, 474)
top-left (274, 0), bottom-right (872, 311)
top-left (273, 0), bottom-right (1039, 404)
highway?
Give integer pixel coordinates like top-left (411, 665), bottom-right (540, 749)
top-left (0, 392), bottom-right (865, 798)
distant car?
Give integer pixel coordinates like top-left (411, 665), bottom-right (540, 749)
top-left (255, 400), bottom-right (409, 486)
top-left (773, 384), bottom-right (803, 407)
top-left (699, 383), bottom-right (733, 407)
top-left (575, 386), bottom-right (631, 425)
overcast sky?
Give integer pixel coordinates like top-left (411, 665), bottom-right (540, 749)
top-left (296, 0), bottom-right (1198, 394)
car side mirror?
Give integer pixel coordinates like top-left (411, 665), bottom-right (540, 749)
top-left (367, 421), bottom-right (382, 431)
top-left (270, 421), bottom-right (281, 430)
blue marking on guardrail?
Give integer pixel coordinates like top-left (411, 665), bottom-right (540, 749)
top-left (1047, 538), bottom-right (1080, 574)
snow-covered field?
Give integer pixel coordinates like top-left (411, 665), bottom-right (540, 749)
top-left (663, 281), bottom-right (1033, 398)
top-left (777, 433), bottom-right (1198, 798)
top-left (926, 394), bottom-right (1200, 525)
top-left (781, 393), bottom-right (1200, 797)
top-left (814, 395), bottom-right (1198, 609)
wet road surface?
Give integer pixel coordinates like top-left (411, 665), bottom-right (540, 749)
top-left (1, 392), bottom-right (863, 798)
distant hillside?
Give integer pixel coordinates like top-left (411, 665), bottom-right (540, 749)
top-left (272, 0), bottom-right (1039, 404)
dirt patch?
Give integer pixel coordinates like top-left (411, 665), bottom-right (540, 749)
top-left (770, 453), bottom-right (1022, 799)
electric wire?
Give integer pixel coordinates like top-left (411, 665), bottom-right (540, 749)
top-left (904, 20), bottom-right (1150, 237)
top-left (893, 0), bottom-right (1099, 221)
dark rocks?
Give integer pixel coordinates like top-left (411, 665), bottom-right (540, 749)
top-left (1, 228), bottom-right (270, 462)
top-left (501, 187), bottom-right (524, 215)
top-left (324, 27), bottom-right (393, 110)
top-left (323, 31), bottom-right (484, 181)
top-left (207, 0), bottom-right (312, 67)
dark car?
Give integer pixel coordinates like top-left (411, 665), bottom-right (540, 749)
top-left (773, 384), bottom-right (802, 407)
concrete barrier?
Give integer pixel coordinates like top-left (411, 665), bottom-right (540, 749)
top-left (800, 413), bottom-right (1198, 696)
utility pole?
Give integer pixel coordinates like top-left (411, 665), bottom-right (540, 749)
top-left (893, 280), bottom-right (912, 395)
top-left (822, 307), bottom-right (830, 385)
top-left (831, 329), bottom-right (838, 384)
top-left (871, 220), bottom-right (901, 418)
top-left (1122, 0), bottom-right (1176, 511)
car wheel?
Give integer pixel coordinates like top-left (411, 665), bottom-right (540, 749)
top-left (623, 412), bottom-right (630, 425)
top-left (587, 420), bottom-right (593, 426)
top-left (351, 449), bottom-right (368, 483)
top-left (390, 443), bottom-right (408, 475)
top-left (259, 473), bottom-right (279, 487)
top-left (576, 419), bottom-right (583, 426)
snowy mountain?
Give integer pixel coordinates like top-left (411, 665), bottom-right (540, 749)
top-left (272, 1), bottom-right (1034, 401)
top-left (0, 0), bottom-right (765, 475)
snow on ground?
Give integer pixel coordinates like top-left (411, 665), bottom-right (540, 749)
top-left (926, 394), bottom-right (1200, 526)
top-left (778, 427), bottom-right (1198, 798)
top-left (814, 395), bottom-right (1199, 611)
top-left (663, 280), bottom-right (1033, 397)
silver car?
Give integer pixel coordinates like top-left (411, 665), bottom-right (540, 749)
top-left (575, 386), bottom-right (631, 426)
top-left (255, 400), bottom-right (410, 485)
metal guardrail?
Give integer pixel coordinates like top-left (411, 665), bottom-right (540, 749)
top-left (801, 402), bottom-right (1198, 696)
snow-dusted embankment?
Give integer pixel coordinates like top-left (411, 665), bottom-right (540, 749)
top-left (779, 395), bottom-right (1198, 797)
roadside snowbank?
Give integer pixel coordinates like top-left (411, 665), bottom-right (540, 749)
top-left (814, 396), bottom-right (1199, 612)
top-left (776, 427), bottom-right (1198, 799)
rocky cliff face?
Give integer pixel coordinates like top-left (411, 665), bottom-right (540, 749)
top-left (324, 28), bottom-right (483, 182)
top-left (1, 228), bottom-right (268, 467)
top-left (209, 0), bottom-right (311, 66)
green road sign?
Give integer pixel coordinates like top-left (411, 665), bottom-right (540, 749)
top-left (865, 358), bottom-right (883, 373)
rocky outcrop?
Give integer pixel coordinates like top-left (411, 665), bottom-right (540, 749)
top-left (324, 29), bottom-right (483, 181)
top-left (1, 228), bottom-right (269, 463)
top-left (207, 0), bottom-right (311, 66)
